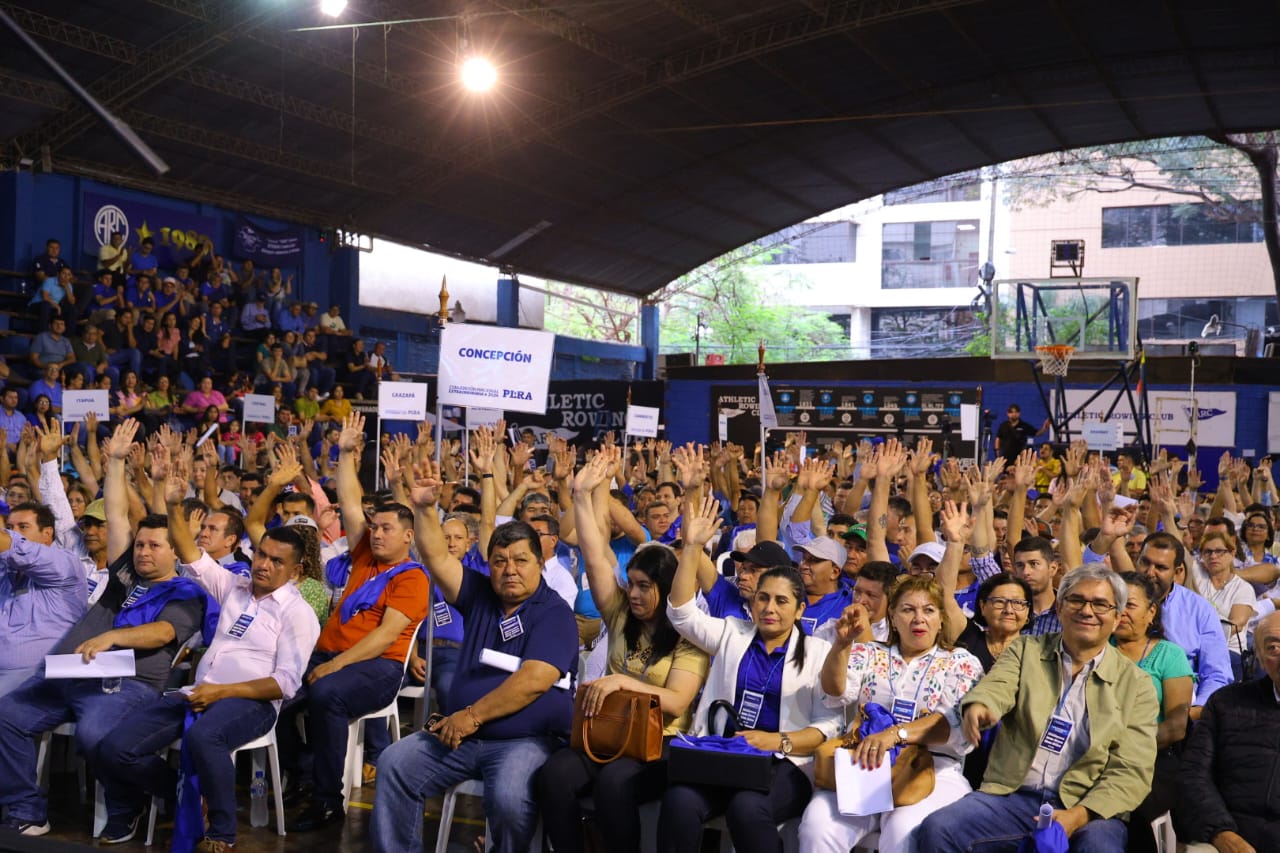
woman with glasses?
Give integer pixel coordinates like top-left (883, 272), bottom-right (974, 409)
top-left (1113, 571), bottom-right (1193, 853)
top-left (1241, 511), bottom-right (1277, 571)
top-left (800, 575), bottom-right (983, 853)
top-left (1190, 530), bottom-right (1255, 680)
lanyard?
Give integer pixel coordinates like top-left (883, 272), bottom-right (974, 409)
top-left (888, 647), bottom-right (938, 710)
top-left (749, 637), bottom-right (789, 695)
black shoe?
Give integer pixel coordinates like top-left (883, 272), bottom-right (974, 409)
top-left (286, 802), bottom-right (343, 833)
top-left (100, 811), bottom-right (143, 844)
top-left (281, 781), bottom-right (313, 808)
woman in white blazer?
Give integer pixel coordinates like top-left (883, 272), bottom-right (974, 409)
top-left (658, 496), bottom-right (842, 853)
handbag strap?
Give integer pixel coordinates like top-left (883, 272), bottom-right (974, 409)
top-left (707, 699), bottom-right (739, 738)
top-left (580, 713), bottom-right (628, 764)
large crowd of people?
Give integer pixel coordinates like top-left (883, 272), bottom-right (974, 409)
top-left (2, 237), bottom-right (1280, 853)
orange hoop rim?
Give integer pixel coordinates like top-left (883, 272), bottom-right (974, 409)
top-left (1034, 344), bottom-right (1075, 357)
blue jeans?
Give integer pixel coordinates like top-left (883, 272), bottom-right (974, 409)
top-left (369, 731), bottom-right (557, 853)
top-left (0, 675), bottom-right (154, 823)
top-left (275, 651), bottom-right (402, 810)
top-left (916, 789), bottom-right (1128, 852)
top-left (96, 692), bottom-right (277, 843)
top-left (108, 347), bottom-right (142, 380)
top-left (431, 645), bottom-right (461, 710)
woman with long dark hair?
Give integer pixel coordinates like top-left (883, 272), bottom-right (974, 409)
top-left (535, 449), bottom-right (709, 853)
top-left (659, 490), bottom-right (840, 853)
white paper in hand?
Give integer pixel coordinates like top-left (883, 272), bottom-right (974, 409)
top-left (45, 649), bottom-right (137, 679)
top-left (835, 748), bottom-right (895, 816)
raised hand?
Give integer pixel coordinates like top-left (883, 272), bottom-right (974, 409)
top-left (911, 437), bottom-right (935, 475)
top-left (1012, 448), bottom-right (1036, 489)
top-left (1063, 441), bottom-right (1086, 479)
top-left (381, 445), bottom-right (403, 486)
top-left (164, 469), bottom-right (188, 507)
top-left (104, 419), bottom-right (140, 460)
top-left (681, 493), bottom-right (723, 549)
top-left (407, 458), bottom-right (444, 508)
top-left (832, 602), bottom-right (870, 647)
top-left (270, 442), bottom-right (303, 488)
top-left (939, 499), bottom-right (974, 544)
top-left (573, 449), bottom-right (612, 495)
top-left (806, 458), bottom-right (836, 493)
top-left (875, 438), bottom-right (907, 480)
top-left (35, 421), bottom-right (63, 461)
top-left (672, 443), bottom-right (706, 492)
top-left (470, 427), bottom-right (496, 475)
top-left (764, 452), bottom-right (791, 492)
top-left (338, 412), bottom-right (366, 453)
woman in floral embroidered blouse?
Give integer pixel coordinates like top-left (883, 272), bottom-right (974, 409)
top-left (800, 575), bottom-right (984, 853)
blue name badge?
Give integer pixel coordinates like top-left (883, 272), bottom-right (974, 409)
top-left (433, 601), bottom-right (453, 627)
top-left (1039, 715), bottom-right (1073, 754)
top-left (123, 585), bottom-right (149, 607)
top-left (891, 698), bottom-right (918, 725)
top-left (737, 689), bottom-right (765, 730)
top-left (499, 614), bottom-right (524, 642)
top-left (799, 617), bottom-right (817, 635)
top-left (227, 612), bottom-right (255, 639)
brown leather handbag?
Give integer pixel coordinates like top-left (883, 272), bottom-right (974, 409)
top-left (570, 688), bottom-right (664, 764)
top-left (814, 721), bottom-right (935, 805)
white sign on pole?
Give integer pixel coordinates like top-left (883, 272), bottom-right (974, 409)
top-left (243, 394), bottom-right (276, 424)
top-left (718, 412), bottom-right (729, 442)
top-left (438, 325), bottom-right (555, 415)
top-left (1269, 392), bottom-right (1280, 454)
top-left (466, 407), bottom-right (504, 429)
top-left (62, 390), bottom-right (110, 423)
top-left (377, 382), bottom-right (430, 420)
top-left (625, 405), bottom-right (660, 438)
top-left (1082, 422), bottom-right (1121, 451)
top-left (959, 404), bottom-right (979, 442)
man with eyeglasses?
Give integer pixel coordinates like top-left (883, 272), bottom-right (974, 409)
top-left (919, 563), bottom-right (1159, 850)
top-left (527, 515), bottom-right (577, 609)
top-left (1137, 532), bottom-right (1231, 719)
top-left (701, 540), bottom-right (792, 621)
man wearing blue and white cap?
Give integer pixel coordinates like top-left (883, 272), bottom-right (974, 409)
top-left (795, 536), bottom-right (852, 635)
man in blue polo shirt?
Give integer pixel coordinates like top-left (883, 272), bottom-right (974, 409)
top-left (372, 470), bottom-right (577, 853)
top-left (701, 540), bottom-right (792, 621)
top-left (794, 535), bottom-right (852, 634)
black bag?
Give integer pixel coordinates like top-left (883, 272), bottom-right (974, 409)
top-left (667, 700), bottom-right (776, 792)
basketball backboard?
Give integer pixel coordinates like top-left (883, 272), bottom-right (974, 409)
top-left (990, 277), bottom-right (1138, 360)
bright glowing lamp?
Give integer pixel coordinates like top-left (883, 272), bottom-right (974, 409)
top-left (460, 56), bottom-right (497, 92)
top-left (320, 0), bottom-right (347, 17)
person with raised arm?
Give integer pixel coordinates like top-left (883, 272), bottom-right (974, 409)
top-left (278, 412), bottom-right (428, 833)
top-left (658, 495), bottom-right (841, 853)
top-left (369, 458), bottom-right (577, 853)
top-left (534, 447), bottom-right (709, 853)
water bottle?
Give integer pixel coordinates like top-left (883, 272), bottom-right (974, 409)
top-left (1035, 802), bottom-right (1054, 831)
top-left (101, 678), bottom-right (121, 694)
top-left (249, 770), bottom-right (268, 827)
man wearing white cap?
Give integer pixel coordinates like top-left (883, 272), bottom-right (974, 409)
top-left (906, 541), bottom-right (946, 577)
top-left (795, 535), bottom-right (852, 636)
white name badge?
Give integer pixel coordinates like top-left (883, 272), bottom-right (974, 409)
top-left (890, 698), bottom-right (917, 725)
top-left (1039, 715), bottom-right (1073, 754)
top-left (228, 612), bottom-right (255, 638)
top-left (123, 585), bottom-right (149, 607)
top-left (499, 614), bottom-right (524, 642)
top-left (737, 689), bottom-right (765, 730)
top-left (433, 601), bottom-right (453, 627)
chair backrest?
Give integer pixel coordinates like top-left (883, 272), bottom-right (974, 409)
top-left (400, 621), bottom-right (425, 674)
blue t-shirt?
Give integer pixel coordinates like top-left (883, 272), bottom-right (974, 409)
top-left (706, 575), bottom-right (751, 621)
top-left (130, 252), bottom-right (158, 274)
top-left (446, 569), bottom-right (578, 739)
top-left (799, 585), bottom-right (853, 636)
top-left (733, 635), bottom-right (789, 732)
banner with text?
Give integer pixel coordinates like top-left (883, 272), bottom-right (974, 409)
top-left (233, 216), bottom-right (305, 265)
top-left (378, 382), bottom-right (429, 421)
top-left (625, 405), bottom-right (661, 438)
top-left (83, 191), bottom-right (218, 271)
top-left (243, 394), bottom-right (276, 424)
top-left (712, 384), bottom-right (978, 458)
top-left (496, 381), bottom-right (663, 448)
top-left (63, 390), bottom-right (110, 423)
top-left (1065, 389), bottom-right (1236, 449)
top-left (438, 325), bottom-right (555, 414)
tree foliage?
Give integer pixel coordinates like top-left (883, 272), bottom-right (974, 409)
top-left (541, 281), bottom-right (640, 344)
top-left (652, 243), bottom-right (850, 364)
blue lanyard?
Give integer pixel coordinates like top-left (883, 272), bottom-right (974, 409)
top-left (888, 647), bottom-right (938, 711)
top-left (750, 636), bottom-right (789, 695)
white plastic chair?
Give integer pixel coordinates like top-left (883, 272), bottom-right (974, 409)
top-left (397, 613), bottom-right (434, 732)
top-left (339, 621), bottom-right (423, 811)
top-left (143, 727), bottom-right (286, 846)
top-left (435, 778), bottom-right (543, 853)
top-left (35, 721), bottom-right (106, 836)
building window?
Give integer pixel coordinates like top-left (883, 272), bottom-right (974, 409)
top-left (1101, 203), bottom-right (1264, 248)
top-left (884, 179), bottom-right (982, 205)
top-left (764, 221), bottom-right (856, 264)
top-left (881, 220), bottom-right (980, 289)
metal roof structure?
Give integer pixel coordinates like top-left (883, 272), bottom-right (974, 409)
top-left (1, 0), bottom-right (1277, 297)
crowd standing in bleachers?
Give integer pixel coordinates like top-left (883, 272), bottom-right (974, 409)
top-left (4, 234), bottom-right (1280, 853)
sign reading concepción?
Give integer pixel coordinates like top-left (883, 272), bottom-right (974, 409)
top-left (438, 325), bottom-right (555, 415)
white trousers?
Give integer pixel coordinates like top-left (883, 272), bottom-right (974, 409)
top-left (797, 758), bottom-right (971, 853)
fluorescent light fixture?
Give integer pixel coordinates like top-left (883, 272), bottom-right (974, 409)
top-left (956, 223), bottom-right (977, 231)
top-left (320, 0), bottom-right (347, 17)
top-left (460, 56), bottom-right (497, 92)
top-left (490, 220), bottom-right (552, 258)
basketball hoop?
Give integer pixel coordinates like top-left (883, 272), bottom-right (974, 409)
top-left (1035, 344), bottom-right (1075, 376)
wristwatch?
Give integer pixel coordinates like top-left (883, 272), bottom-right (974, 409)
top-left (778, 733), bottom-right (794, 755)
top-left (896, 726), bottom-right (910, 746)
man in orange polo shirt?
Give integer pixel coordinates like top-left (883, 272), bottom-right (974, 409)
top-left (282, 412), bottom-right (428, 832)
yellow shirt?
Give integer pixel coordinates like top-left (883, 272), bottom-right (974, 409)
top-left (319, 398), bottom-right (352, 422)
top-left (599, 589), bottom-right (710, 736)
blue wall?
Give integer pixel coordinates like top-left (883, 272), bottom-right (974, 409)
top-left (0, 171), bottom-right (645, 381)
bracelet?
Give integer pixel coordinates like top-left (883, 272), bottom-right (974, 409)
top-left (481, 473), bottom-right (494, 479)
top-left (465, 705), bottom-right (483, 729)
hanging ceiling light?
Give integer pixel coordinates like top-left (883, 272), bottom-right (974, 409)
top-left (460, 55), bottom-right (497, 92)
top-left (320, 0), bottom-right (347, 17)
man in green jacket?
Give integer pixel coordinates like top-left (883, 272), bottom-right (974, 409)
top-left (918, 563), bottom-right (1158, 851)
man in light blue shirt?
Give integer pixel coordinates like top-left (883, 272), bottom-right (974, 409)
top-left (1138, 531), bottom-right (1231, 713)
top-left (0, 389), bottom-right (28, 452)
top-left (0, 502), bottom-right (88, 698)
